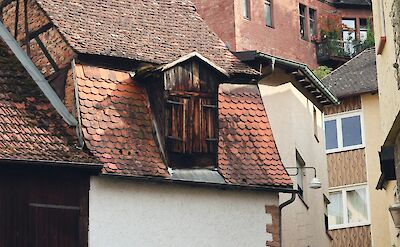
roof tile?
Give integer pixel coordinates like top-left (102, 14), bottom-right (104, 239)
top-left (218, 84), bottom-right (292, 187)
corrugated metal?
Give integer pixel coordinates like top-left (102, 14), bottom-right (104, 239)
top-left (171, 169), bottom-right (226, 184)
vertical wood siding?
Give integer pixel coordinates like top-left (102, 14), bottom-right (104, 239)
top-left (324, 96), bottom-right (361, 115)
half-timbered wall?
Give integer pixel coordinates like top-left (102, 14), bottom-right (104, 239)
top-left (1, 0), bottom-right (75, 78)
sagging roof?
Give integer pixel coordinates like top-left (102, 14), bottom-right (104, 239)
top-left (35, 0), bottom-right (258, 76)
top-left (0, 41), bottom-right (98, 168)
top-left (75, 64), bottom-right (292, 187)
top-left (234, 51), bottom-right (340, 107)
top-left (322, 48), bottom-right (377, 99)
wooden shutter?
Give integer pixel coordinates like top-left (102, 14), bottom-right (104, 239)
top-left (166, 96), bottom-right (188, 153)
top-left (200, 97), bottom-right (218, 153)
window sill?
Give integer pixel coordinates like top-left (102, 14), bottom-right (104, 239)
top-left (266, 25), bottom-right (274, 29)
top-left (329, 221), bottom-right (370, 230)
top-left (326, 145), bottom-right (364, 154)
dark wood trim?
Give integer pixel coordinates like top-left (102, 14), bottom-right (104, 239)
top-left (14, 0), bottom-right (19, 39)
top-left (23, 0), bottom-right (29, 55)
top-left (27, 22), bottom-right (53, 40)
top-left (377, 36), bottom-right (387, 55)
top-left (34, 36), bottom-right (60, 72)
top-left (0, 0), bottom-right (13, 9)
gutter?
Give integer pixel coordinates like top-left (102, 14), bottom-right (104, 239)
top-left (257, 53), bottom-right (340, 105)
top-left (102, 173), bottom-right (297, 193)
top-left (0, 158), bottom-right (102, 173)
top-left (0, 21), bottom-right (78, 126)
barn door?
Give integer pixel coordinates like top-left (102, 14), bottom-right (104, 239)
top-left (28, 203), bottom-right (80, 247)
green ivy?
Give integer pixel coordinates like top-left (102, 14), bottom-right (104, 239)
top-left (313, 66), bottom-right (333, 80)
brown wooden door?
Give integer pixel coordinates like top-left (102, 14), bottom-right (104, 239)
top-left (0, 167), bottom-right (89, 247)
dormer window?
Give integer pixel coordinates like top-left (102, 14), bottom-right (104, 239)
top-left (144, 52), bottom-right (228, 169)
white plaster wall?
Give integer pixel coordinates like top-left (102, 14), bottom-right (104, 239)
top-left (259, 70), bottom-right (331, 247)
top-left (89, 177), bottom-right (278, 247)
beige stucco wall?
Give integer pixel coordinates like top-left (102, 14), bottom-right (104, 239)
top-left (372, 0), bottom-right (399, 141)
top-left (259, 69), bottom-right (331, 247)
top-left (88, 176), bottom-right (279, 247)
top-left (361, 94), bottom-right (392, 246)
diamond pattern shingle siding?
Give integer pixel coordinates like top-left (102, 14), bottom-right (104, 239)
top-left (218, 84), bottom-right (292, 187)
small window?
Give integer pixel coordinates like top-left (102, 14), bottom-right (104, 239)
top-left (359, 18), bottom-right (368, 43)
top-left (342, 18), bottom-right (356, 54)
top-left (324, 111), bottom-right (363, 153)
top-left (243, 0), bottom-right (251, 19)
top-left (309, 8), bottom-right (317, 37)
top-left (299, 4), bottom-right (307, 40)
top-left (313, 107), bottom-right (318, 141)
top-left (264, 0), bottom-right (272, 27)
top-left (296, 152), bottom-right (305, 198)
top-left (328, 185), bottom-right (370, 229)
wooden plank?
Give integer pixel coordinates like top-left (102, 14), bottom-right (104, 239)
top-left (192, 60), bottom-right (200, 91)
top-left (27, 22), bottom-right (53, 40)
top-left (14, 0), bottom-right (19, 39)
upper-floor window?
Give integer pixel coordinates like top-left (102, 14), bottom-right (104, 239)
top-left (264, 0), bottom-right (272, 27)
top-left (299, 4), bottom-right (307, 40)
top-left (342, 18), bottom-right (356, 54)
top-left (328, 184), bottom-right (370, 229)
top-left (309, 8), bottom-right (317, 37)
top-left (359, 18), bottom-right (368, 42)
top-left (243, 0), bottom-right (251, 19)
top-left (324, 111), bottom-right (363, 153)
top-left (296, 152), bottom-right (305, 198)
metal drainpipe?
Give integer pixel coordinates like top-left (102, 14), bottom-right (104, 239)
top-left (279, 192), bottom-right (297, 247)
top-left (71, 59), bottom-right (85, 149)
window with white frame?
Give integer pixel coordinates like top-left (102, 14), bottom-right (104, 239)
top-left (324, 111), bottom-right (364, 153)
top-left (328, 185), bottom-right (370, 229)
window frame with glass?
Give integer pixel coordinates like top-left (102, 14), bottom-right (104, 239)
top-left (299, 4), bottom-right (307, 40)
top-left (243, 0), bottom-right (251, 20)
top-left (324, 110), bottom-right (364, 153)
top-left (309, 8), bottom-right (317, 37)
top-left (264, 0), bottom-right (273, 27)
top-left (328, 184), bottom-right (371, 230)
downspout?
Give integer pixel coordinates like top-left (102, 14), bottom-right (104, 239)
top-left (0, 21), bottom-right (78, 126)
top-left (279, 192), bottom-right (297, 247)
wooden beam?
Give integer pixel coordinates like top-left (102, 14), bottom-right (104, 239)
top-left (27, 22), bottom-right (52, 40)
top-left (23, 0), bottom-right (28, 55)
top-left (34, 36), bottom-right (59, 72)
top-left (14, 0), bottom-right (19, 39)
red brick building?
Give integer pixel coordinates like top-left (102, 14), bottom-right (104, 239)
top-left (192, 0), bottom-right (372, 69)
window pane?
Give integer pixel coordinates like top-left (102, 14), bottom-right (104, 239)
top-left (325, 120), bottom-right (338, 150)
top-left (243, 0), bottom-right (250, 19)
top-left (360, 30), bottom-right (368, 43)
top-left (264, 0), bottom-right (272, 27)
top-left (347, 188), bottom-right (368, 223)
top-left (299, 4), bottom-right (306, 39)
top-left (342, 115), bottom-right (362, 147)
top-left (328, 192), bottom-right (343, 225)
top-left (342, 19), bottom-right (356, 29)
top-left (360, 18), bottom-right (368, 30)
top-left (309, 9), bottom-right (316, 36)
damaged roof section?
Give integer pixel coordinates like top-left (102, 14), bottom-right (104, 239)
top-left (0, 41), bottom-right (97, 166)
top-left (35, 0), bottom-right (258, 76)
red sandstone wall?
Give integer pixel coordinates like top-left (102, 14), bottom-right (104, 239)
top-left (191, 0), bottom-right (237, 50)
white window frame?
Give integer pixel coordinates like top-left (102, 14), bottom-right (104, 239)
top-left (328, 183), bottom-right (371, 230)
top-left (324, 110), bottom-right (365, 154)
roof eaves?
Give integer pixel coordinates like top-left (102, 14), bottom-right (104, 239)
top-left (257, 53), bottom-right (340, 105)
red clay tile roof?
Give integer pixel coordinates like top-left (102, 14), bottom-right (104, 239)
top-left (75, 64), bottom-right (168, 177)
top-left (218, 84), bottom-right (292, 187)
top-left (35, 0), bottom-right (257, 76)
top-left (0, 41), bottom-right (96, 164)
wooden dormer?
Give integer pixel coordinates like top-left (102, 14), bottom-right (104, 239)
top-left (145, 52), bottom-right (229, 169)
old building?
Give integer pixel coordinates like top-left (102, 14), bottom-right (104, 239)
top-left (371, 0), bottom-right (400, 245)
top-left (323, 48), bottom-right (392, 246)
top-left (0, 0), bottom-right (309, 246)
top-left (192, 0), bottom-right (373, 69)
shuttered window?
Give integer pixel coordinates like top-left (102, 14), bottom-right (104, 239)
top-left (166, 95), bottom-right (217, 154)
